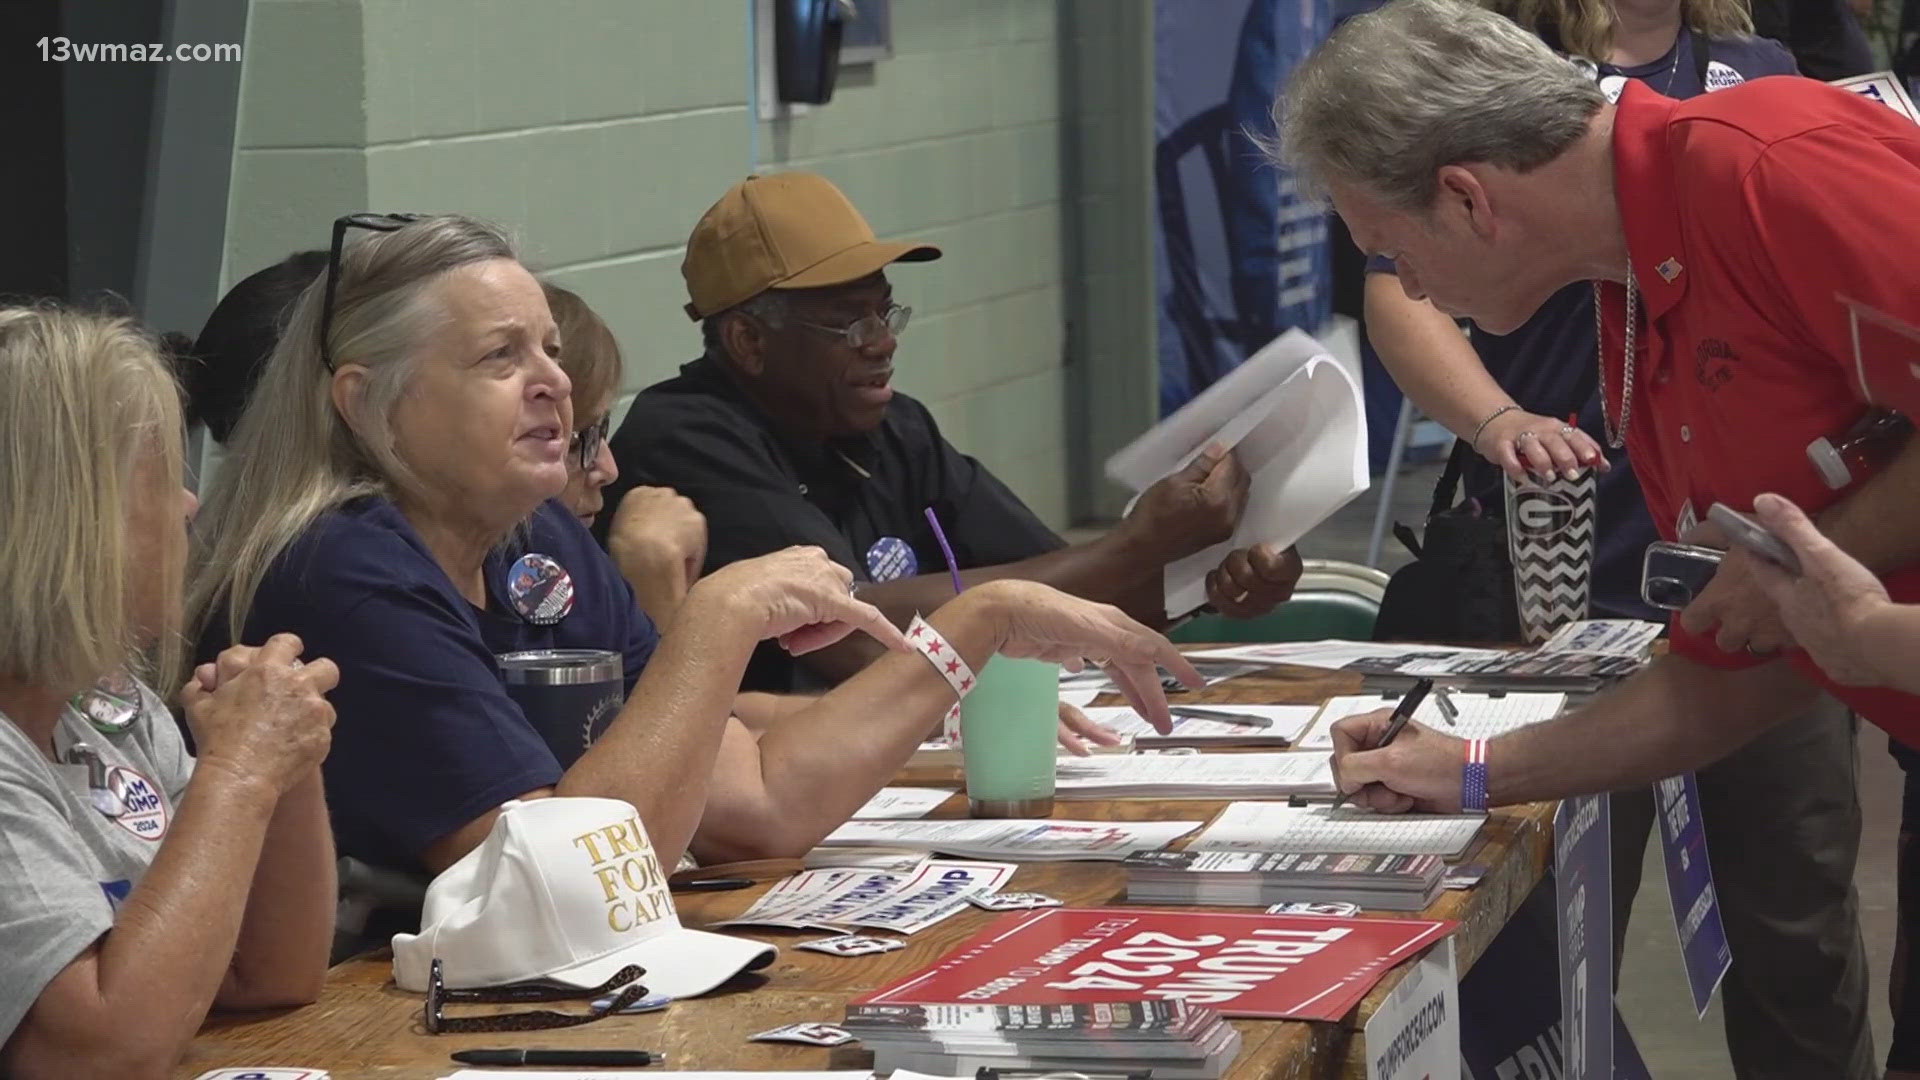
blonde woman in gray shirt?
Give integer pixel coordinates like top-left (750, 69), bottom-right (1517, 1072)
top-left (0, 308), bottom-right (339, 1078)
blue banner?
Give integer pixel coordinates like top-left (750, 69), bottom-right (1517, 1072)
top-left (1556, 793), bottom-right (1612, 1080)
top-left (1653, 773), bottom-right (1732, 1016)
top-left (1458, 875), bottom-right (1651, 1080)
top-left (1154, 0), bottom-right (1332, 415)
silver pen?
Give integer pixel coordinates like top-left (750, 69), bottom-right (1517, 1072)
top-left (1433, 686), bottom-right (1460, 727)
top-left (1168, 706), bottom-right (1273, 729)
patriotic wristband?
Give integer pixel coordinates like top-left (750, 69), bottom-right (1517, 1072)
top-left (1462, 739), bottom-right (1490, 812)
top-left (907, 615), bottom-right (977, 702)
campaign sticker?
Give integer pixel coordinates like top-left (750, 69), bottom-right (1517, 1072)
top-left (1266, 901), bottom-right (1362, 917)
top-left (106, 766), bottom-right (169, 840)
top-left (751, 1022), bottom-right (856, 1046)
top-left (1444, 863), bottom-right (1490, 890)
top-left (797, 934), bottom-right (906, 957)
top-left (865, 536), bottom-right (918, 582)
top-left (74, 668), bottom-right (141, 734)
top-left (968, 892), bottom-right (1063, 911)
top-left (506, 553), bottom-right (574, 625)
top-left (589, 990), bottom-right (674, 1014)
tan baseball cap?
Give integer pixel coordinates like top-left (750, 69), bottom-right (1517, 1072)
top-left (681, 172), bottom-right (941, 320)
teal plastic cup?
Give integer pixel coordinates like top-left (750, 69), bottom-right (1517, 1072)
top-left (960, 655), bottom-right (1060, 818)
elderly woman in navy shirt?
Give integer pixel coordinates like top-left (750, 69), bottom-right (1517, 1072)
top-left (189, 214), bottom-right (1188, 880)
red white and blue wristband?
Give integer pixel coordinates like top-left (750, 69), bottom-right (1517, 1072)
top-left (1462, 739), bottom-right (1490, 812)
top-left (907, 615), bottom-right (976, 701)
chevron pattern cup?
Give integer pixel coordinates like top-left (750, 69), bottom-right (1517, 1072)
top-left (1505, 469), bottom-right (1597, 644)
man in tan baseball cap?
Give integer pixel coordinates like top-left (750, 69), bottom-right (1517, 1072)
top-left (605, 172), bottom-right (1303, 702)
top-left (679, 171), bottom-right (941, 322)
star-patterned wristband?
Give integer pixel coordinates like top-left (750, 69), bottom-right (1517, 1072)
top-left (907, 615), bottom-right (977, 703)
top-left (1462, 739), bottom-right (1490, 812)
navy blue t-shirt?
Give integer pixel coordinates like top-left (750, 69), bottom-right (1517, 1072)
top-left (1370, 32), bottom-right (1797, 618)
top-left (196, 496), bottom-right (658, 871)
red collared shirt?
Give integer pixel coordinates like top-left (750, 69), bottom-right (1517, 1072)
top-left (1599, 77), bottom-right (1920, 742)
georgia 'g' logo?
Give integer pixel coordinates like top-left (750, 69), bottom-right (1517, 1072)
top-left (1512, 488), bottom-right (1577, 539)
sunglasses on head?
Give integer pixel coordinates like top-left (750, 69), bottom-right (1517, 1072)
top-left (317, 212), bottom-right (430, 373)
top-left (423, 957), bottom-right (649, 1035)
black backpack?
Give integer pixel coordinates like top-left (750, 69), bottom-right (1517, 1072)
top-left (1373, 442), bottom-right (1523, 644)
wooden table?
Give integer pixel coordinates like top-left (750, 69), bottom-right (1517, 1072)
top-left (176, 663), bottom-right (1557, 1080)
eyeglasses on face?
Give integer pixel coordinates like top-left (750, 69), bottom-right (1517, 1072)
top-left (317, 212), bottom-right (430, 373)
top-left (568, 413), bottom-right (611, 472)
top-left (423, 957), bottom-right (648, 1035)
top-left (792, 303), bottom-right (911, 350)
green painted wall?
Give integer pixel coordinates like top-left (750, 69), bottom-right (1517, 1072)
top-left (220, 0), bottom-right (1154, 528)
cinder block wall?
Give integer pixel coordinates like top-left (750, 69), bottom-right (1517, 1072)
top-left (220, 0), bottom-right (1149, 528)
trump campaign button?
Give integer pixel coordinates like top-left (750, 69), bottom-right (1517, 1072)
top-left (506, 553), bottom-right (574, 625)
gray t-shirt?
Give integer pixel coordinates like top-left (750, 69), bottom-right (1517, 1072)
top-left (0, 671), bottom-right (193, 1043)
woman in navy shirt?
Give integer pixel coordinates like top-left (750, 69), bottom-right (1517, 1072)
top-left (188, 214), bottom-right (1188, 880)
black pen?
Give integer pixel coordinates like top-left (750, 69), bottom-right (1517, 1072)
top-left (669, 877), bottom-right (755, 892)
top-left (451, 1048), bottom-right (661, 1067)
top-left (1330, 678), bottom-right (1435, 811)
top-left (1169, 706), bottom-right (1273, 729)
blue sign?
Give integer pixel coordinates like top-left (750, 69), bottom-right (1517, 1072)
top-left (1556, 793), bottom-right (1612, 1080)
top-left (1654, 773), bottom-right (1732, 1017)
top-left (1459, 876), bottom-right (1652, 1080)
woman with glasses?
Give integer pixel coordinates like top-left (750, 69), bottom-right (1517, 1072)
top-left (187, 213), bottom-right (1191, 887)
top-left (543, 282), bottom-right (707, 628)
top-left (0, 308), bottom-right (338, 1077)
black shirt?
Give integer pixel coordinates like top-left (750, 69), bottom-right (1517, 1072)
top-left (604, 356), bottom-right (1065, 690)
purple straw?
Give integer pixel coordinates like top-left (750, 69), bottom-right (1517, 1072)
top-left (923, 506), bottom-right (965, 595)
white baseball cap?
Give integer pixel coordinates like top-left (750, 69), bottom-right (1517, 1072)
top-left (391, 797), bottom-right (776, 998)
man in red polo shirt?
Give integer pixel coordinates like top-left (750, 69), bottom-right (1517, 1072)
top-left (1282, 0), bottom-right (1920, 1068)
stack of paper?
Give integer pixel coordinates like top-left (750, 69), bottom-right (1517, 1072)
top-left (847, 1000), bottom-right (1243, 1080)
top-left (1083, 704), bottom-right (1318, 749)
top-left (1182, 625), bottom-right (1653, 692)
top-left (1054, 752), bottom-right (1335, 799)
top-left (1190, 801), bottom-right (1487, 859)
top-left (817, 819), bottom-right (1203, 862)
top-left (1297, 691), bottom-right (1565, 749)
top-left (1123, 849), bottom-right (1445, 911)
top-left (719, 861), bottom-right (1016, 934)
top-left (1106, 330), bottom-right (1370, 617)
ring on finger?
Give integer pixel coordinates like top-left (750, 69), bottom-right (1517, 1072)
top-left (1517, 430), bottom-right (1538, 441)
top-left (1559, 425), bottom-right (1575, 437)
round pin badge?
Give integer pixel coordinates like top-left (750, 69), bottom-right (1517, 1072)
top-left (864, 536), bottom-right (918, 583)
top-left (73, 667), bottom-right (140, 735)
top-left (506, 553), bottom-right (576, 625)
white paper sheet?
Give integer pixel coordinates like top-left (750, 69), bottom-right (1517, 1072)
top-left (1060, 687), bottom-right (1102, 708)
top-left (1053, 751), bottom-right (1335, 798)
top-left (1083, 704), bottom-right (1318, 744)
top-left (818, 818), bottom-right (1202, 862)
top-left (1191, 801), bottom-right (1487, 858)
top-left (718, 860), bottom-right (1016, 934)
top-left (852, 787), bottom-right (956, 819)
top-left (1297, 691), bottom-right (1566, 749)
top-left (1106, 331), bottom-right (1371, 616)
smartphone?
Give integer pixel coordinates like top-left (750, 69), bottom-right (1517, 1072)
top-left (1707, 502), bottom-right (1803, 574)
top-left (1641, 541), bottom-right (1724, 611)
